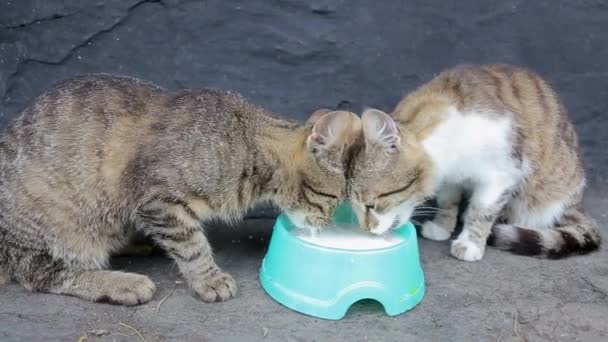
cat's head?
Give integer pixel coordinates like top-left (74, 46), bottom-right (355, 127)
top-left (348, 108), bottom-right (434, 235)
top-left (281, 109), bottom-right (361, 231)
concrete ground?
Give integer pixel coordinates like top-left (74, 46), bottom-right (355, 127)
top-left (1, 184), bottom-right (607, 342)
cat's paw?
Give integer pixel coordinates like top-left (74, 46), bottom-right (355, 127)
top-left (450, 239), bottom-right (484, 261)
top-left (98, 272), bottom-right (156, 306)
top-left (421, 221), bottom-right (452, 241)
top-left (193, 271), bottom-right (237, 302)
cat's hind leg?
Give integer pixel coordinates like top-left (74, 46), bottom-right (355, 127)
top-left (17, 252), bottom-right (155, 305)
top-left (1, 224), bottom-right (156, 305)
top-left (13, 249), bottom-right (155, 305)
top-left (56, 270), bottom-right (156, 305)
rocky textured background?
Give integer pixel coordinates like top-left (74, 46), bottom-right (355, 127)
top-left (1, 0), bottom-right (607, 188)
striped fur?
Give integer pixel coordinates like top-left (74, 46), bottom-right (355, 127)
top-left (348, 64), bottom-right (600, 260)
top-left (0, 74), bottom-right (360, 305)
top-left (489, 206), bottom-right (600, 259)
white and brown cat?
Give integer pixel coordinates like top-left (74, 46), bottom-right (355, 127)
top-left (348, 64), bottom-right (601, 261)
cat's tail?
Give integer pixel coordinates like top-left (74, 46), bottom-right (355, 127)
top-left (487, 207), bottom-right (601, 259)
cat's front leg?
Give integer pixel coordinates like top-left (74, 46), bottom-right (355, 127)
top-left (451, 181), bottom-right (510, 261)
top-left (138, 201), bottom-right (237, 302)
top-left (162, 229), bottom-right (237, 302)
top-left (421, 184), bottom-right (462, 241)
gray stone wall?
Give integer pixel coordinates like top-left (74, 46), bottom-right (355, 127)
top-left (1, 0), bottom-right (607, 217)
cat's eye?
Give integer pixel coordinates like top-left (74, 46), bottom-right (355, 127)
top-left (377, 174), bottom-right (418, 199)
top-left (302, 181), bottom-right (338, 199)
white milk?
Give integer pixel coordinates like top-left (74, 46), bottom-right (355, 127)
top-left (294, 224), bottom-right (404, 250)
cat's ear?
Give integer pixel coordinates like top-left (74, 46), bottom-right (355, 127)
top-left (307, 110), bottom-right (360, 151)
top-left (307, 108), bottom-right (332, 125)
top-left (361, 108), bottom-right (401, 149)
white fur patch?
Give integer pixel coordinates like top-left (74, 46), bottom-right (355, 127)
top-left (451, 231), bottom-right (484, 261)
top-left (421, 221), bottom-right (451, 241)
top-left (540, 229), bottom-right (560, 251)
top-left (422, 107), bottom-right (525, 208)
top-left (369, 202), bottom-right (414, 235)
top-left (451, 238), bottom-right (484, 261)
top-left (370, 210), bottom-right (396, 235)
top-left (508, 199), bottom-right (567, 228)
top-left (492, 223), bottom-right (518, 245)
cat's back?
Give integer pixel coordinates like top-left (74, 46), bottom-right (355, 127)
top-left (157, 87), bottom-right (262, 136)
top-left (0, 74), bottom-right (171, 198)
top-left (395, 64), bottom-right (583, 190)
top-left (435, 65), bottom-right (579, 159)
top-left (13, 73), bottom-right (164, 125)
top-left (2, 74), bottom-right (166, 148)
top-left (0, 73), bottom-right (261, 178)
top-left (395, 64), bottom-right (578, 152)
top-left (397, 64), bottom-right (560, 117)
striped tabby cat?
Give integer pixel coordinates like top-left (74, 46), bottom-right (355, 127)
top-left (0, 74), bottom-right (360, 305)
top-left (348, 64), bottom-right (600, 261)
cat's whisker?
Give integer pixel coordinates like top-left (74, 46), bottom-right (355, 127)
top-left (410, 219), bottom-right (424, 227)
top-left (412, 210), bottom-right (442, 216)
top-left (413, 209), bottom-right (441, 214)
top-left (415, 206), bottom-right (451, 214)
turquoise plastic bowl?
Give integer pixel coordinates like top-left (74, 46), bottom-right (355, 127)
top-left (259, 203), bottom-right (425, 320)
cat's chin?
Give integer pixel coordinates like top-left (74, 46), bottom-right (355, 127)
top-left (369, 203), bottom-right (414, 235)
top-left (369, 226), bottom-right (392, 235)
top-left (368, 220), bottom-right (402, 235)
top-left (284, 210), bottom-right (320, 233)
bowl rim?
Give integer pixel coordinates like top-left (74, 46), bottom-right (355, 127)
top-left (274, 214), bottom-right (416, 253)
